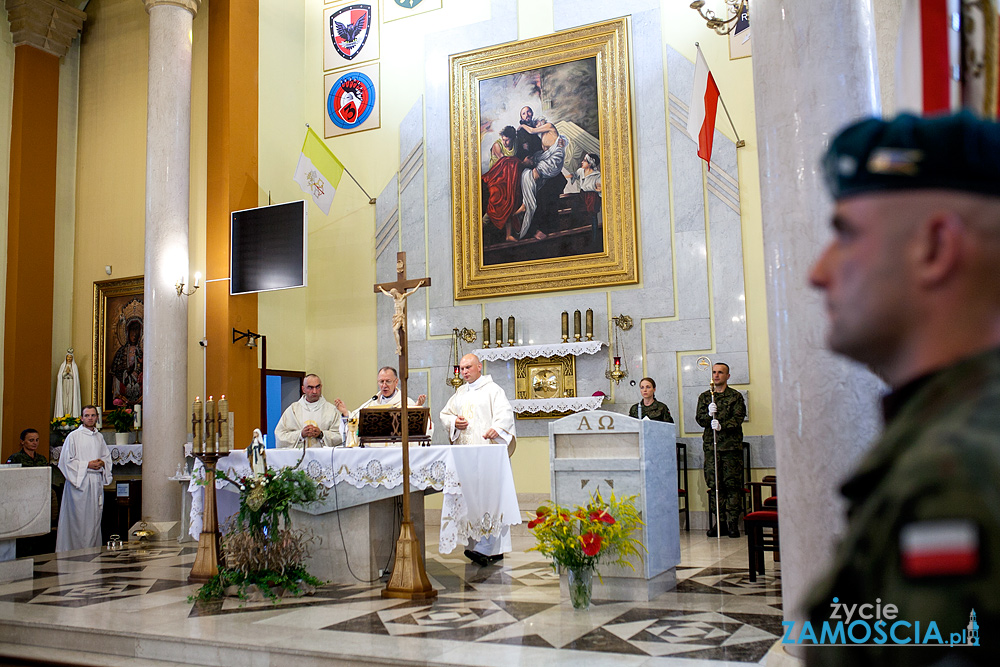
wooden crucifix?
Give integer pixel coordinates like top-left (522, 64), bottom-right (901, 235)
top-left (375, 252), bottom-right (437, 600)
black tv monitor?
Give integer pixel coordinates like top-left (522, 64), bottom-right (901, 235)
top-left (230, 200), bottom-right (308, 295)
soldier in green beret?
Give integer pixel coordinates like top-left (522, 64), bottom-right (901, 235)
top-left (806, 112), bottom-right (1000, 665)
top-left (628, 377), bottom-right (673, 423)
top-left (696, 362), bottom-right (745, 538)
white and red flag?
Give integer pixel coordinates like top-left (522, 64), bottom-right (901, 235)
top-left (686, 45), bottom-right (721, 168)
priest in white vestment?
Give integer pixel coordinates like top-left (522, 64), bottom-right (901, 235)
top-left (334, 366), bottom-right (431, 443)
top-left (274, 374), bottom-right (343, 448)
top-left (56, 406), bottom-right (112, 553)
top-left (439, 353), bottom-right (517, 565)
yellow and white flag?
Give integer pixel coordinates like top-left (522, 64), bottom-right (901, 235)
top-left (293, 127), bottom-right (345, 215)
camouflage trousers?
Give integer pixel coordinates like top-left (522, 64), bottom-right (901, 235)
top-left (703, 448), bottom-right (744, 524)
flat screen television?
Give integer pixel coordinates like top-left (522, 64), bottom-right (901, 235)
top-left (230, 200), bottom-right (307, 295)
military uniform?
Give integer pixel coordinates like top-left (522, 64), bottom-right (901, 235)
top-left (629, 399), bottom-right (673, 423)
top-left (696, 386), bottom-right (746, 527)
top-left (5, 450), bottom-right (48, 467)
top-left (805, 346), bottom-right (1000, 665)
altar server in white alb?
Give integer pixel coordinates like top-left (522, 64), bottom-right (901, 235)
top-left (439, 353), bottom-right (517, 565)
top-left (333, 366), bottom-right (431, 443)
top-left (56, 405), bottom-right (112, 552)
top-left (274, 374), bottom-right (343, 448)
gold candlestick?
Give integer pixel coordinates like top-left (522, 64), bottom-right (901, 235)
top-left (586, 309), bottom-right (594, 341)
top-left (188, 452), bottom-right (223, 582)
top-left (205, 396), bottom-right (216, 453)
top-left (192, 397), bottom-right (203, 454)
top-left (573, 310), bottom-right (582, 342)
top-left (483, 318), bottom-right (491, 348)
top-left (218, 395), bottom-right (229, 453)
top-left (561, 311), bottom-right (569, 343)
top-left (507, 316), bottom-right (515, 346)
top-left (495, 317), bottom-right (503, 348)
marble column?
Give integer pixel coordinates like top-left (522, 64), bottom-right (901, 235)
top-left (752, 0), bottom-right (886, 641)
top-left (141, 0), bottom-right (200, 529)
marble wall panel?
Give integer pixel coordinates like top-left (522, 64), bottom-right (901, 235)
top-left (399, 96), bottom-right (423, 166)
top-left (674, 230), bottom-right (710, 319)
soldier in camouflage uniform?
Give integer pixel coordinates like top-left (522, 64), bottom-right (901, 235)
top-left (696, 363), bottom-right (746, 538)
top-left (806, 112), bottom-right (1000, 665)
top-left (629, 377), bottom-right (673, 423)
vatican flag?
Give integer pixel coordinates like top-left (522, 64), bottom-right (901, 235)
top-left (293, 127), bottom-right (345, 215)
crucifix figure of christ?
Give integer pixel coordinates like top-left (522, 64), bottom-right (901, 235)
top-left (375, 252), bottom-right (437, 600)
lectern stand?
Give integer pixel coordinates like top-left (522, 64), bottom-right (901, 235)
top-left (549, 410), bottom-right (680, 601)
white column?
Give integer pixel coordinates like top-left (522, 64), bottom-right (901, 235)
top-left (141, 0), bottom-right (200, 528)
top-left (752, 0), bottom-right (885, 639)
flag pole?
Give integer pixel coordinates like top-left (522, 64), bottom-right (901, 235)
top-left (305, 123), bottom-right (377, 205)
top-left (694, 43), bottom-right (746, 149)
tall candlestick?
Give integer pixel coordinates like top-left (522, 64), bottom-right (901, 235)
top-left (205, 396), bottom-right (216, 453)
top-left (561, 311), bottom-right (569, 342)
top-left (495, 317), bottom-right (503, 348)
top-left (507, 316), bottom-right (515, 346)
top-left (573, 310), bottom-right (582, 341)
top-left (483, 318), bottom-right (490, 348)
top-left (192, 397), bottom-right (203, 454)
top-left (218, 395), bottom-right (229, 453)
top-left (586, 309), bottom-right (594, 341)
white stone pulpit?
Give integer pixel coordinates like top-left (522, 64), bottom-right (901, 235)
top-left (0, 466), bottom-right (51, 582)
top-left (549, 410), bottom-right (680, 600)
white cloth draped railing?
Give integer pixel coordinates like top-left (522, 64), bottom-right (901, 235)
top-left (50, 443), bottom-right (143, 466)
top-left (188, 444), bottom-right (521, 555)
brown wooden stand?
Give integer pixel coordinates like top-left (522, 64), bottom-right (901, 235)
top-left (188, 452), bottom-right (224, 583)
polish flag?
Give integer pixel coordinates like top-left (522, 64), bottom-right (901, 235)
top-left (900, 519), bottom-right (979, 578)
top-left (686, 46), bottom-right (721, 168)
top-left (896, 0), bottom-right (962, 115)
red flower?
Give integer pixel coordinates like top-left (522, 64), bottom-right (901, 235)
top-left (589, 510), bottom-right (615, 525)
top-left (558, 512), bottom-right (570, 522)
top-left (580, 533), bottom-right (603, 556)
top-left (528, 518), bottom-right (543, 529)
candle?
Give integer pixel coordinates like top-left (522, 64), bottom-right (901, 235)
top-left (96, 407), bottom-right (103, 430)
top-left (192, 397), bottom-right (203, 454)
top-left (586, 309), bottom-right (593, 340)
top-left (507, 316), bottom-right (515, 346)
top-left (561, 311), bottom-right (569, 342)
top-left (614, 356), bottom-right (621, 366)
top-left (573, 310), bottom-right (582, 341)
top-left (453, 365), bottom-right (460, 375)
top-left (218, 395), bottom-right (229, 453)
top-left (205, 396), bottom-right (216, 453)
top-left (495, 317), bottom-right (503, 348)
top-left (134, 404), bottom-right (142, 429)
top-left (483, 318), bottom-right (491, 348)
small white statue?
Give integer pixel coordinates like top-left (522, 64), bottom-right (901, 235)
top-left (248, 428), bottom-right (268, 476)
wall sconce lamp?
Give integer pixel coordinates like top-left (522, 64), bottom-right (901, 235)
top-left (446, 327), bottom-right (477, 388)
top-left (604, 314), bottom-right (633, 385)
top-left (232, 328), bottom-right (262, 349)
top-left (176, 272), bottom-right (201, 296)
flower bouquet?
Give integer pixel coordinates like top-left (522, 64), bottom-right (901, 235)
top-left (105, 398), bottom-right (134, 433)
top-left (527, 491), bottom-right (644, 609)
top-left (50, 414), bottom-right (81, 434)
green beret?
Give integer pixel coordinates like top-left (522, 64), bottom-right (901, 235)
top-left (824, 111), bottom-right (1000, 199)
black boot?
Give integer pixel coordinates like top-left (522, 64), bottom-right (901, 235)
top-left (727, 520), bottom-right (741, 538)
top-left (706, 521), bottom-right (718, 537)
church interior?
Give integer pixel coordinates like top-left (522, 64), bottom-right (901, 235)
top-left (0, 1), bottom-right (912, 665)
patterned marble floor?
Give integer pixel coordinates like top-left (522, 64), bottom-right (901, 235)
top-left (0, 532), bottom-right (781, 666)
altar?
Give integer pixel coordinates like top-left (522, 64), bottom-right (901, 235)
top-left (189, 444), bottom-right (520, 584)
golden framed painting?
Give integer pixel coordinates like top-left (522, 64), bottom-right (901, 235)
top-left (450, 17), bottom-right (638, 300)
top-left (92, 276), bottom-right (144, 409)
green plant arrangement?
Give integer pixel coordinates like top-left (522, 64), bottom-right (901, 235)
top-left (191, 467), bottom-right (328, 604)
top-left (527, 491), bottom-right (645, 609)
top-left (104, 398), bottom-right (134, 433)
top-left (50, 414), bottom-right (82, 431)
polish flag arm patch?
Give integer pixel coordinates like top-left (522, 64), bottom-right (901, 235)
top-left (900, 519), bottom-right (980, 578)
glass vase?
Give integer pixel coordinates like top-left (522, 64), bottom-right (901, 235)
top-left (567, 566), bottom-right (593, 610)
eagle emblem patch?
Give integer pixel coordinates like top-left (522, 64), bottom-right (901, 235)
top-left (330, 4), bottom-right (372, 61)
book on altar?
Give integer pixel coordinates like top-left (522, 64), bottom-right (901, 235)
top-left (358, 406), bottom-right (431, 447)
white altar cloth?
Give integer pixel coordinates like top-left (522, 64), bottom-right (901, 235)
top-left (51, 443), bottom-right (143, 466)
top-left (189, 444), bottom-right (520, 554)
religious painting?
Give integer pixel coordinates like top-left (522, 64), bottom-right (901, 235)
top-left (92, 276), bottom-right (144, 410)
top-left (382, 0), bottom-right (441, 22)
top-left (729, 0), bottom-right (751, 60)
top-left (450, 18), bottom-right (638, 299)
top-left (324, 62), bottom-right (381, 138)
top-left (323, 2), bottom-right (380, 70)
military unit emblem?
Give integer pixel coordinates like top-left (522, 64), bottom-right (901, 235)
top-left (327, 71), bottom-right (376, 130)
top-left (330, 4), bottom-right (372, 61)
top-left (394, 0), bottom-right (424, 7)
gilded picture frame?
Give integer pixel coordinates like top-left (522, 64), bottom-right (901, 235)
top-left (450, 17), bottom-right (638, 300)
top-left (514, 355), bottom-right (576, 419)
top-left (92, 276), bottom-right (144, 409)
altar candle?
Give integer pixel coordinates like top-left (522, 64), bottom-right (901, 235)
top-left (134, 404), bottom-right (142, 430)
top-left (507, 316), bottom-right (515, 346)
top-left (573, 310), bottom-right (582, 341)
top-left (561, 311), bottom-right (569, 342)
top-left (483, 318), bottom-right (490, 348)
top-left (218, 395), bottom-right (229, 453)
top-left (192, 397), bottom-right (203, 453)
top-left (586, 309), bottom-right (593, 340)
top-left (205, 396), bottom-right (216, 452)
top-left (495, 317), bottom-right (503, 347)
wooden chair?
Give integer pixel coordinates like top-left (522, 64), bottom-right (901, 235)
top-left (676, 442), bottom-right (689, 530)
top-left (744, 475), bottom-right (779, 582)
